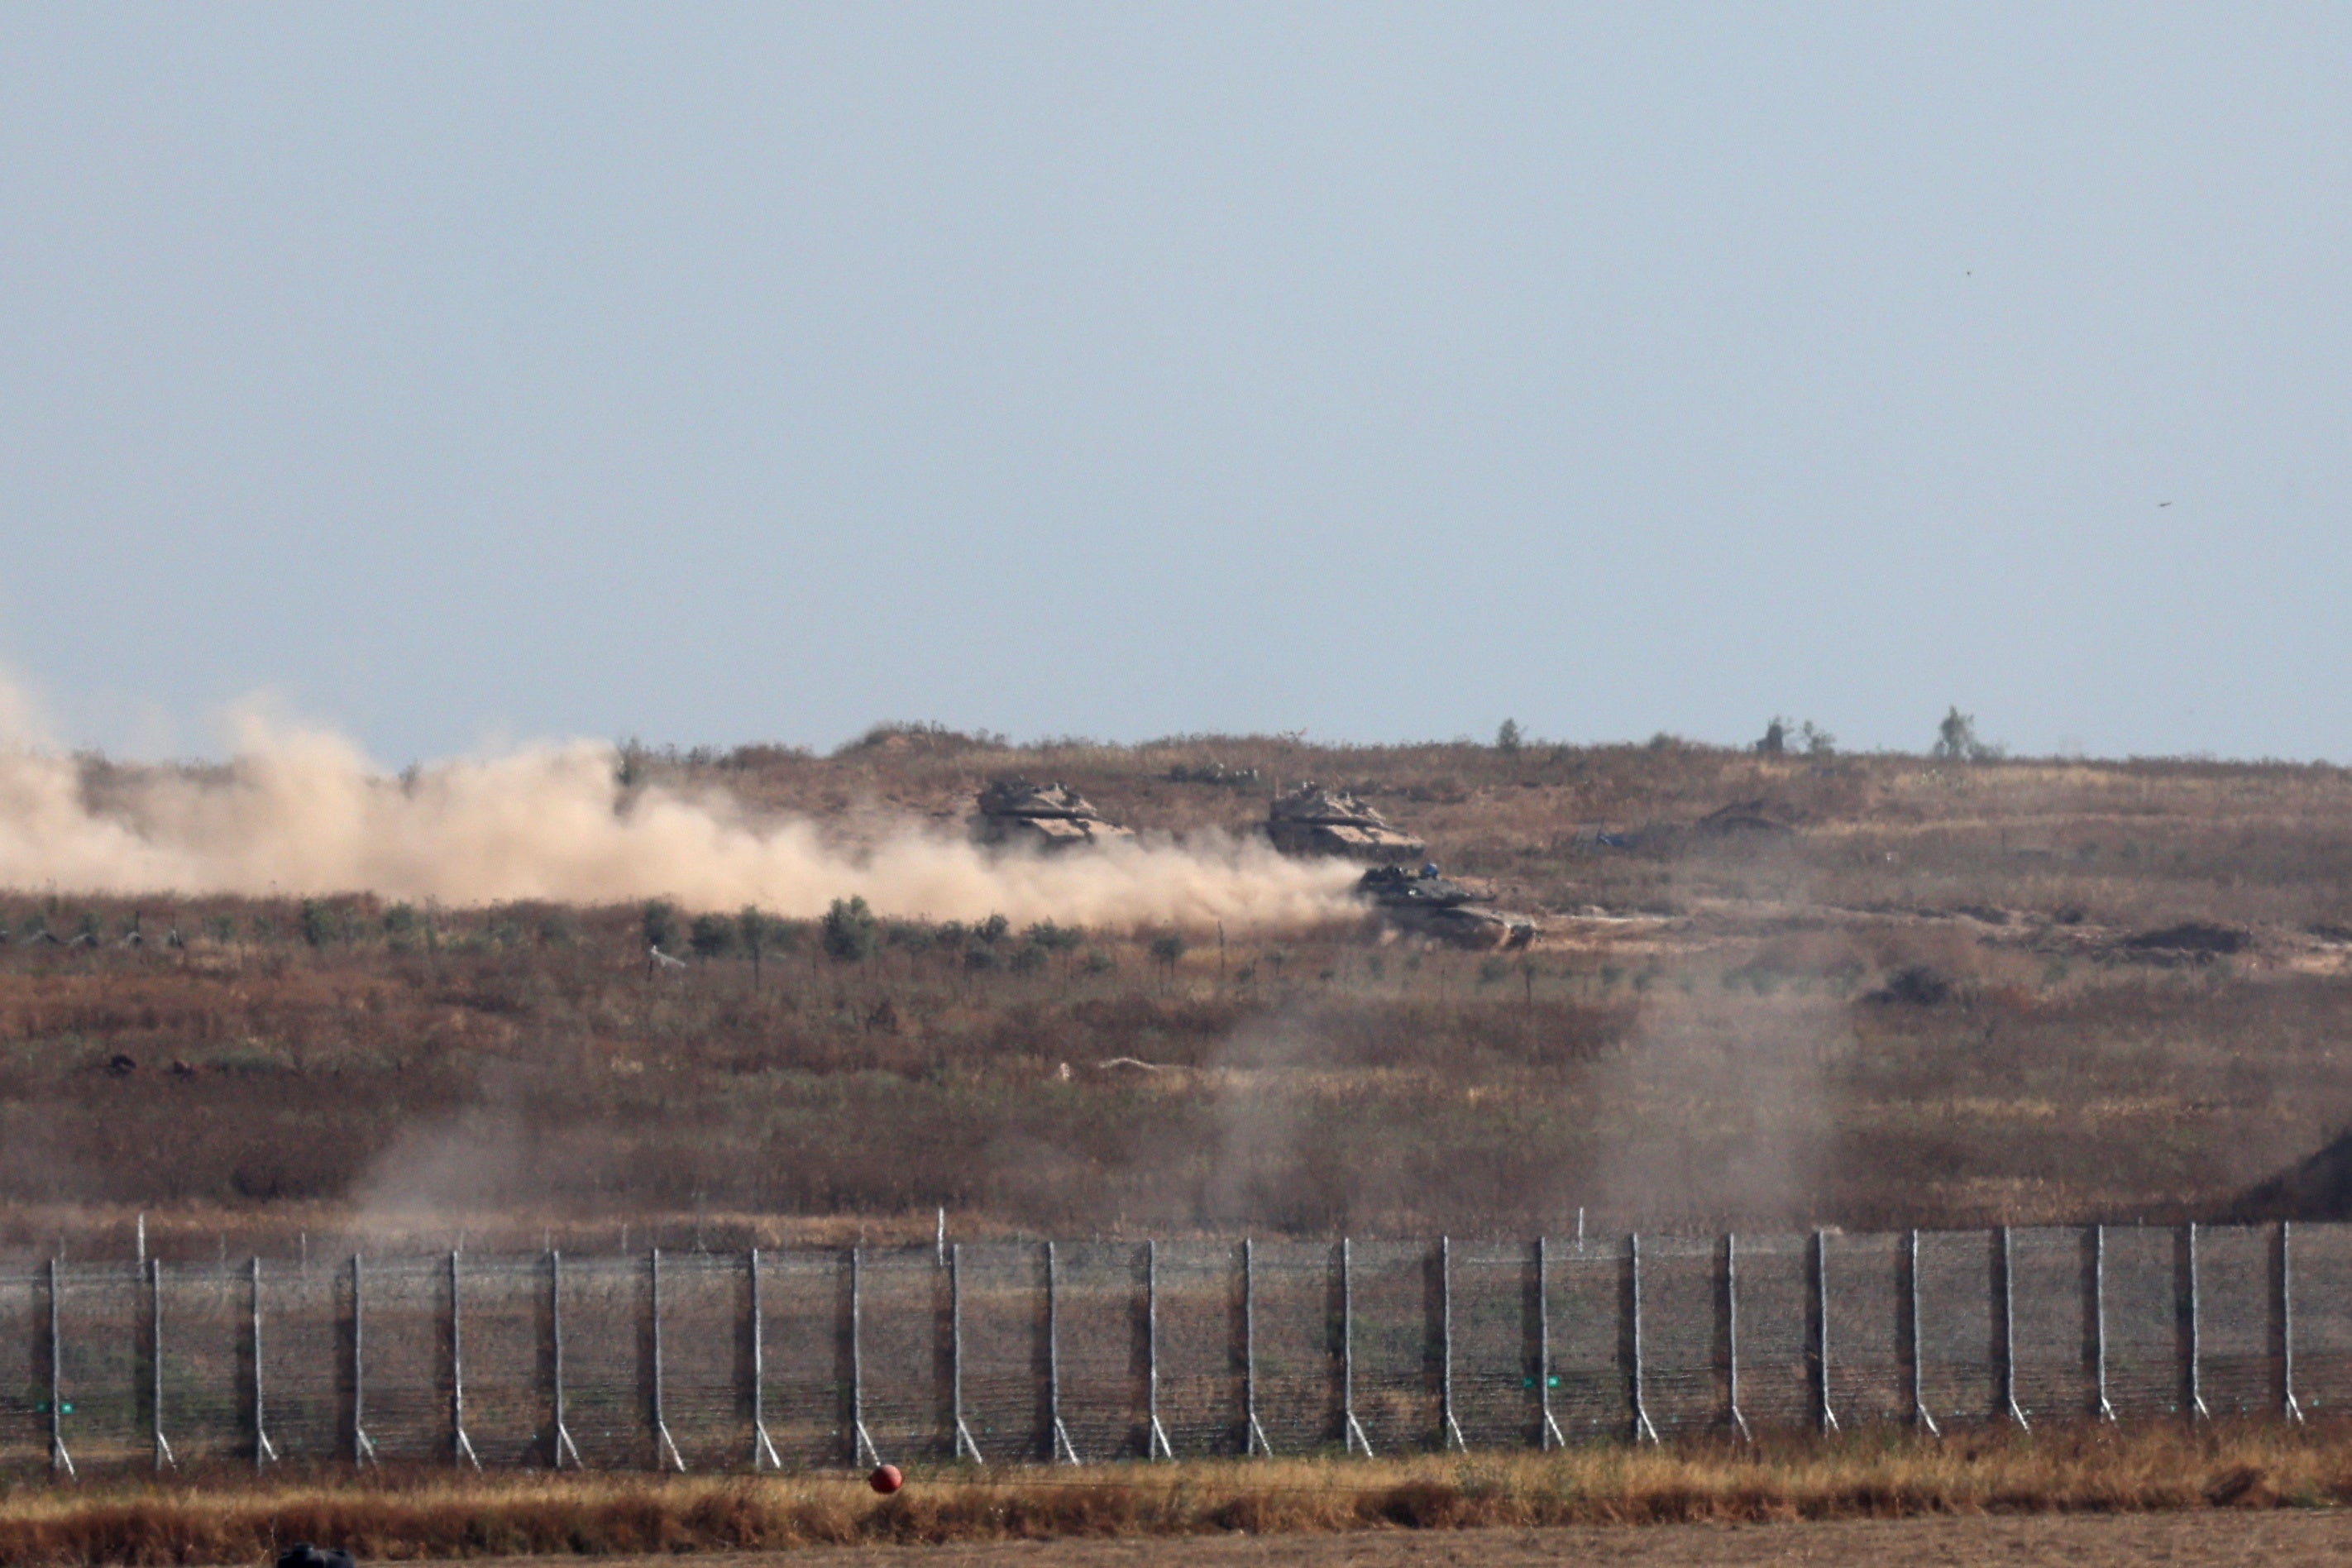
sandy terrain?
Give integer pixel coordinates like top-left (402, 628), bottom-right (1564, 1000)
top-left (448, 1513), bottom-right (2352, 1568)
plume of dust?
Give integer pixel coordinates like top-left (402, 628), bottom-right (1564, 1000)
top-left (0, 705), bottom-right (1355, 930)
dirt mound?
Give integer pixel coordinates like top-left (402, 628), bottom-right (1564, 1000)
top-left (2229, 1127), bottom-right (2352, 1221)
top-left (1695, 799), bottom-right (1796, 835)
top-left (1865, 964), bottom-right (1953, 1006)
top-left (2123, 922), bottom-right (2250, 957)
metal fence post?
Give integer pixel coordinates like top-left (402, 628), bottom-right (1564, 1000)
top-left (1341, 1238), bottom-right (1372, 1456)
top-left (1047, 1241), bottom-right (1081, 1463)
top-left (548, 1250), bottom-right (579, 1468)
top-left (1814, 1230), bottom-right (1838, 1432)
top-left (1724, 1232), bottom-right (1751, 1441)
top-left (351, 1255), bottom-right (376, 1465)
top-left (651, 1249), bottom-right (686, 1470)
top-left (450, 1250), bottom-right (481, 1468)
top-left (951, 1243), bottom-right (983, 1462)
top-left (1241, 1238), bottom-right (1271, 1456)
top-left (149, 1257), bottom-right (174, 1470)
top-left (848, 1247), bottom-right (880, 1468)
top-left (2092, 1226), bottom-right (2116, 1422)
top-left (2187, 1222), bottom-right (2209, 1421)
top-left (1535, 1235), bottom-right (1566, 1449)
top-left (748, 1250), bottom-right (782, 1468)
top-left (1627, 1233), bottom-right (1658, 1444)
top-left (1439, 1236), bottom-right (1468, 1450)
top-left (2282, 1221), bottom-right (2305, 1423)
top-left (251, 1257), bottom-right (278, 1469)
top-left (1143, 1241), bottom-right (1171, 1460)
top-left (2000, 1226), bottom-right (2029, 1428)
top-left (48, 1256), bottom-right (74, 1480)
top-left (1907, 1229), bottom-right (1939, 1434)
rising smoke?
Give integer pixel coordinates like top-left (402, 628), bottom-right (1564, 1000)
top-left (0, 700), bottom-right (1355, 929)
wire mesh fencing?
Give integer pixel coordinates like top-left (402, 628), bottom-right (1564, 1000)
top-left (9, 1224), bottom-right (2341, 1476)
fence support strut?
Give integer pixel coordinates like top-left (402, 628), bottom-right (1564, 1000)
top-left (1724, 1233), bottom-right (1752, 1441)
top-left (748, 1250), bottom-right (783, 1468)
top-left (1999, 1226), bottom-right (2029, 1429)
top-left (48, 1256), bottom-right (74, 1480)
top-left (2092, 1226), bottom-right (2116, 1422)
top-left (548, 1251), bottom-right (580, 1469)
top-left (1143, 1241), bottom-right (1172, 1460)
top-left (2187, 1223), bottom-right (2210, 1422)
top-left (351, 1255), bottom-right (377, 1465)
top-left (1341, 1239), bottom-right (1373, 1456)
top-left (1627, 1234), bottom-right (1659, 1445)
top-left (2282, 1221), bottom-right (2306, 1423)
top-left (149, 1257), bottom-right (174, 1470)
top-left (1908, 1230), bottom-right (1939, 1435)
top-left (848, 1248), bottom-right (880, 1470)
top-left (1241, 1238), bottom-right (1272, 1456)
top-left (950, 1244), bottom-right (983, 1463)
top-left (1440, 1236), bottom-right (1470, 1451)
top-left (1814, 1231), bottom-right (1839, 1432)
top-left (250, 1258), bottom-right (278, 1469)
top-left (1536, 1236), bottom-right (1566, 1449)
top-left (1046, 1241), bottom-right (1082, 1464)
top-left (651, 1250), bottom-right (686, 1471)
top-left (450, 1250), bottom-right (480, 1469)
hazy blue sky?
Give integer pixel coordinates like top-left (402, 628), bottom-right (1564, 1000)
top-left (3, 5), bottom-right (2347, 764)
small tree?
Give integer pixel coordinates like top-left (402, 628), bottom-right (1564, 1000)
top-left (820, 896), bottom-right (880, 963)
top-left (641, 899), bottom-right (677, 953)
top-left (1149, 931), bottom-right (1187, 986)
top-left (1495, 718), bottom-right (1524, 754)
top-left (1800, 721), bottom-right (1836, 758)
top-left (1932, 706), bottom-right (2003, 762)
top-left (739, 906), bottom-right (769, 985)
top-left (689, 912), bottom-right (738, 959)
top-left (1756, 717), bottom-right (1788, 756)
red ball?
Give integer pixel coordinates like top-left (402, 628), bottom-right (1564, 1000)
top-left (868, 1464), bottom-right (904, 1495)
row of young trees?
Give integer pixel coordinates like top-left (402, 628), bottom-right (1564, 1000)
top-left (639, 897), bottom-right (1119, 976)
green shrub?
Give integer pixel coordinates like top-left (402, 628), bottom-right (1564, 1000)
top-left (821, 897), bottom-right (880, 963)
top-left (689, 913), bottom-right (738, 959)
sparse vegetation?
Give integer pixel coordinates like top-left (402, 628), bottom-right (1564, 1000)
top-left (0, 736), bottom-right (2342, 1252)
top-left (0, 1427), bottom-right (2348, 1560)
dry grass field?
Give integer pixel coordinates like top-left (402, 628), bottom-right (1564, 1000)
top-left (0, 1426), bottom-right (2350, 1565)
top-left (4, 733), bottom-right (2352, 1254)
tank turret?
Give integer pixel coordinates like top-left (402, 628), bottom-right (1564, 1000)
top-left (1266, 782), bottom-right (1427, 859)
top-left (1355, 863), bottom-right (1538, 949)
top-left (970, 779), bottom-right (1135, 851)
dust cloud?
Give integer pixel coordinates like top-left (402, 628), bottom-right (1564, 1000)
top-left (0, 703), bottom-right (1355, 930)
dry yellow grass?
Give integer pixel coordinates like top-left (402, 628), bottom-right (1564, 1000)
top-left (0, 1424), bottom-right (2348, 1565)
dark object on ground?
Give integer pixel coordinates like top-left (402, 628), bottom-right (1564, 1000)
top-left (2230, 1128), bottom-right (2352, 1221)
top-left (1868, 965), bottom-right (1953, 1006)
top-left (1265, 782), bottom-right (1426, 859)
top-left (168, 1059), bottom-right (198, 1078)
top-left (105, 1054), bottom-right (136, 1077)
top-left (970, 780), bottom-right (1135, 851)
top-left (1694, 800), bottom-right (1795, 835)
top-left (2124, 922), bottom-right (2249, 956)
top-left (278, 1546), bottom-right (356, 1568)
top-left (1355, 865), bottom-right (1537, 949)
top-left (1165, 762), bottom-right (1262, 787)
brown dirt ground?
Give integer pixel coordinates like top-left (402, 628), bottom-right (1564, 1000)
top-left (450, 1513), bottom-right (2352, 1568)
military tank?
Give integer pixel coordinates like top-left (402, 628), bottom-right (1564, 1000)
top-left (1265, 782), bottom-right (1427, 859)
top-left (1356, 864), bottom-right (1538, 949)
top-left (969, 779), bottom-right (1135, 851)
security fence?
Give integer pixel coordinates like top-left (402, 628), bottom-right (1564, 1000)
top-left (4, 1223), bottom-right (2344, 1475)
